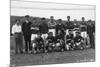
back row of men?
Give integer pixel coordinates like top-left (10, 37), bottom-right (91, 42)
top-left (12, 15), bottom-right (95, 54)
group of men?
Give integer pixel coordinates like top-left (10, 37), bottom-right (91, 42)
top-left (11, 15), bottom-right (95, 54)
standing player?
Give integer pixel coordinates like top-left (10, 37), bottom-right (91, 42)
top-left (48, 16), bottom-right (56, 36)
top-left (22, 15), bottom-right (32, 53)
top-left (65, 16), bottom-right (74, 35)
top-left (56, 19), bottom-right (65, 35)
top-left (80, 17), bottom-right (89, 48)
top-left (87, 20), bottom-right (95, 48)
top-left (39, 18), bottom-right (48, 39)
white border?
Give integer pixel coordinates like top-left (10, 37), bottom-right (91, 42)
top-left (0, 0), bottom-right (99, 67)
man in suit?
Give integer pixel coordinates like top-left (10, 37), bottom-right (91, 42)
top-left (22, 15), bottom-right (32, 53)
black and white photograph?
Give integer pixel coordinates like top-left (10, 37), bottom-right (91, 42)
top-left (10, 0), bottom-right (95, 66)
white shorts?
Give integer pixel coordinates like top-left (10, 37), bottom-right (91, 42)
top-left (31, 34), bottom-right (37, 41)
top-left (48, 29), bottom-right (55, 36)
top-left (73, 31), bottom-right (77, 37)
top-left (65, 29), bottom-right (69, 35)
top-left (81, 31), bottom-right (87, 38)
top-left (41, 34), bottom-right (48, 39)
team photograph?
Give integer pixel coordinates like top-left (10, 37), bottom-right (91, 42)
top-left (10, 0), bottom-right (95, 66)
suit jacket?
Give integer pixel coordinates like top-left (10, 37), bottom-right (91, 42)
top-left (22, 21), bottom-right (32, 36)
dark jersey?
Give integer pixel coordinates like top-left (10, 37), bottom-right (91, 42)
top-left (34, 37), bottom-right (44, 44)
top-left (66, 34), bottom-right (73, 39)
top-left (22, 22), bottom-right (32, 35)
top-left (39, 22), bottom-right (48, 34)
top-left (31, 27), bottom-right (39, 34)
top-left (56, 24), bottom-right (65, 33)
top-left (55, 34), bottom-right (64, 43)
top-left (74, 36), bottom-right (83, 43)
top-left (66, 34), bottom-right (74, 43)
top-left (80, 25), bottom-right (87, 32)
top-left (87, 24), bottom-right (95, 35)
top-left (65, 21), bottom-right (74, 29)
top-left (46, 36), bottom-right (55, 43)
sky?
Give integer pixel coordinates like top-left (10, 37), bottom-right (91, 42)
top-left (11, 0), bottom-right (96, 21)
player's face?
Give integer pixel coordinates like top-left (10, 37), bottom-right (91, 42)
top-left (58, 20), bottom-right (61, 24)
top-left (42, 20), bottom-right (46, 23)
top-left (82, 18), bottom-right (85, 22)
top-left (67, 17), bottom-right (70, 21)
top-left (50, 16), bottom-right (54, 20)
top-left (49, 33), bottom-right (53, 36)
top-left (16, 21), bottom-right (20, 25)
top-left (58, 30), bottom-right (62, 34)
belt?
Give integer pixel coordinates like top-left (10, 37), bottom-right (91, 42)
top-left (15, 32), bottom-right (22, 34)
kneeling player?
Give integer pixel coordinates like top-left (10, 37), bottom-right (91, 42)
top-left (65, 29), bottom-right (74, 50)
top-left (33, 32), bottom-right (44, 53)
top-left (74, 31), bottom-right (84, 50)
top-left (45, 32), bottom-right (55, 52)
top-left (55, 30), bottom-right (65, 51)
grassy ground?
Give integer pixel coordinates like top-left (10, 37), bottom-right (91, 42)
top-left (10, 48), bottom-right (95, 66)
top-left (10, 36), bottom-right (95, 66)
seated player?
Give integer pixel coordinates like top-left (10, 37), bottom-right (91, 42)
top-left (65, 29), bottom-right (74, 50)
top-left (55, 30), bottom-right (65, 51)
top-left (33, 32), bottom-right (44, 53)
top-left (45, 32), bottom-right (55, 52)
top-left (74, 31), bottom-right (84, 50)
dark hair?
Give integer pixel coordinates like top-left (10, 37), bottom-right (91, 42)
top-left (88, 19), bottom-right (92, 22)
top-left (82, 17), bottom-right (85, 20)
top-left (15, 20), bottom-right (20, 22)
top-left (67, 16), bottom-right (70, 18)
top-left (50, 16), bottom-right (54, 18)
top-left (58, 19), bottom-right (62, 21)
top-left (41, 18), bottom-right (46, 20)
top-left (25, 15), bottom-right (30, 18)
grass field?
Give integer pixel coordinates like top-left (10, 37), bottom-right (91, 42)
top-left (10, 36), bottom-right (95, 66)
top-left (10, 48), bottom-right (95, 66)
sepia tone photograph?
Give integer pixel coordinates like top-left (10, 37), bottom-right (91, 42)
top-left (10, 0), bottom-right (95, 66)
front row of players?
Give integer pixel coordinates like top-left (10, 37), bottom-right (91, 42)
top-left (32, 30), bottom-right (84, 54)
